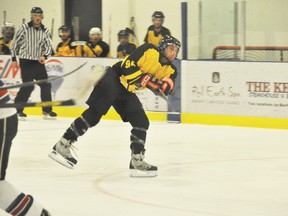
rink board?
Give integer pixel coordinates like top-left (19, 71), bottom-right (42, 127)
top-left (1, 55), bottom-right (288, 128)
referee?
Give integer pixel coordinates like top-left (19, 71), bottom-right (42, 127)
top-left (10, 7), bottom-right (57, 120)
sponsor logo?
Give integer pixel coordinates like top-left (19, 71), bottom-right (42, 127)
top-left (45, 58), bottom-right (64, 99)
top-left (45, 58), bottom-right (64, 76)
top-left (212, 72), bottom-right (220, 83)
top-left (246, 81), bottom-right (288, 98)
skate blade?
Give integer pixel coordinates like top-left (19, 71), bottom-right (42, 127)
top-left (18, 117), bottom-right (26, 121)
top-left (43, 116), bottom-right (57, 120)
top-left (129, 169), bottom-right (158, 178)
top-left (48, 150), bottom-right (75, 169)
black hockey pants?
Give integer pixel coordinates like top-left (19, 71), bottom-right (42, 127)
top-left (63, 67), bottom-right (149, 154)
top-left (0, 114), bottom-right (18, 180)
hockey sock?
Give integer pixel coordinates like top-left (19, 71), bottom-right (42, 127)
top-left (127, 110), bottom-right (150, 154)
top-left (130, 127), bottom-right (147, 154)
top-left (63, 108), bottom-right (101, 141)
top-left (0, 180), bottom-right (47, 216)
top-left (63, 116), bottom-right (91, 141)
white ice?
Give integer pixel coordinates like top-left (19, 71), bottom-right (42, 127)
top-left (6, 117), bottom-right (288, 216)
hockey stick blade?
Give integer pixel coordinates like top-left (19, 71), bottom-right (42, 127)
top-left (158, 90), bottom-right (168, 102)
top-left (0, 64), bottom-right (106, 108)
top-left (73, 64), bottom-right (106, 104)
top-left (0, 62), bottom-right (88, 90)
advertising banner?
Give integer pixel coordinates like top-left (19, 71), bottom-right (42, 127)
top-left (182, 60), bottom-right (288, 118)
top-left (0, 55), bottom-right (168, 111)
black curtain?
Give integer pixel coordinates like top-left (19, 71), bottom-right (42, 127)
top-left (65, 0), bottom-right (102, 41)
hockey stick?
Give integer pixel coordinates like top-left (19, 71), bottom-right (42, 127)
top-left (126, 27), bottom-right (139, 46)
top-left (158, 90), bottom-right (168, 102)
top-left (3, 11), bottom-right (7, 26)
top-left (71, 41), bottom-right (86, 46)
top-left (0, 64), bottom-right (106, 108)
top-left (127, 16), bottom-right (139, 46)
top-left (0, 62), bottom-right (87, 90)
top-left (51, 17), bottom-right (55, 39)
top-left (71, 41), bottom-right (100, 57)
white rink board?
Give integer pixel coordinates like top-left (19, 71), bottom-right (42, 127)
top-left (181, 60), bottom-right (288, 118)
top-left (0, 55), bottom-right (168, 112)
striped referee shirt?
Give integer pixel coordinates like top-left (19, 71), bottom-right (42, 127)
top-left (10, 21), bottom-right (52, 61)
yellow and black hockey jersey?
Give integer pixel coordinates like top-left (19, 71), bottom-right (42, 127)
top-left (76, 40), bottom-right (112, 58)
top-left (112, 43), bottom-right (177, 93)
top-left (117, 42), bottom-right (137, 58)
top-left (0, 37), bottom-right (12, 55)
top-left (143, 25), bottom-right (171, 46)
top-left (54, 38), bottom-right (76, 56)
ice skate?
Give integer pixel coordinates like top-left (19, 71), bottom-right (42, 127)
top-left (41, 208), bottom-right (52, 216)
top-left (129, 152), bottom-right (158, 177)
top-left (48, 137), bottom-right (77, 169)
top-left (17, 112), bottom-right (27, 121)
top-left (43, 111), bottom-right (57, 120)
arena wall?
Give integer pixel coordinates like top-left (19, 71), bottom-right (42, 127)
top-left (1, 55), bottom-right (288, 129)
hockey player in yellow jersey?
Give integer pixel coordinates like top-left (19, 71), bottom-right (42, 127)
top-left (116, 29), bottom-right (137, 58)
top-left (0, 22), bottom-right (15, 55)
top-left (76, 27), bottom-right (112, 57)
top-left (49, 35), bottom-right (181, 177)
top-left (54, 25), bottom-right (76, 56)
top-left (144, 11), bottom-right (171, 46)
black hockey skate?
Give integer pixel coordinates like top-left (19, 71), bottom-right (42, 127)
top-left (129, 152), bottom-right (158, 177)
top-left (41, 208), bottom-right (52, 216)
top-left (48, 137), bottom-right (77, 169)
top-left (43, 111), bottom-right (57, 120)
top-left (17, 112), bottom-right (27, 121)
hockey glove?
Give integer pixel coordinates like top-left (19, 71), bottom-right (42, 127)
top-left (136, 73), bottom-right (161, 93)
top-left (159, 77), bottom-right (175, 96)
top-left (136, 74), bottom-right (175, 96)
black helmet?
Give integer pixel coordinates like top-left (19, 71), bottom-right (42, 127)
top-left (158, 35), bottom-right (181, 54)
top-left (118, 29), bottom-right (129, 39)
top-left (152, 11), bottom-right (165, 19)
top-left (31, 7), bottom-right (43, 14)
top-left (58, 25), bottom-right (71, 37)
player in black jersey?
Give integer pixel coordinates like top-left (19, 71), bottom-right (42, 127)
top-left (49, 35), bottom-right (181, 177)
top-left (76, 27), bottom-right (112, 57)
top-left (116, 29), bottom-right (137, 58)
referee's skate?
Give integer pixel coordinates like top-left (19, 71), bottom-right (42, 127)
top-left (48, 137), bottom-right (77, 169)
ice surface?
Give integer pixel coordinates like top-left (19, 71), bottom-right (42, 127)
top-left (6, 117), bottom-right (288, 216)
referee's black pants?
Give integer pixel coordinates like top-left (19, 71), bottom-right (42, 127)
top-left (0, 114), bottom-right (18, 180)
top-left (15, 59), bottom-right (53, 113)
top-left (63, 67), bottom-right (150, 154)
